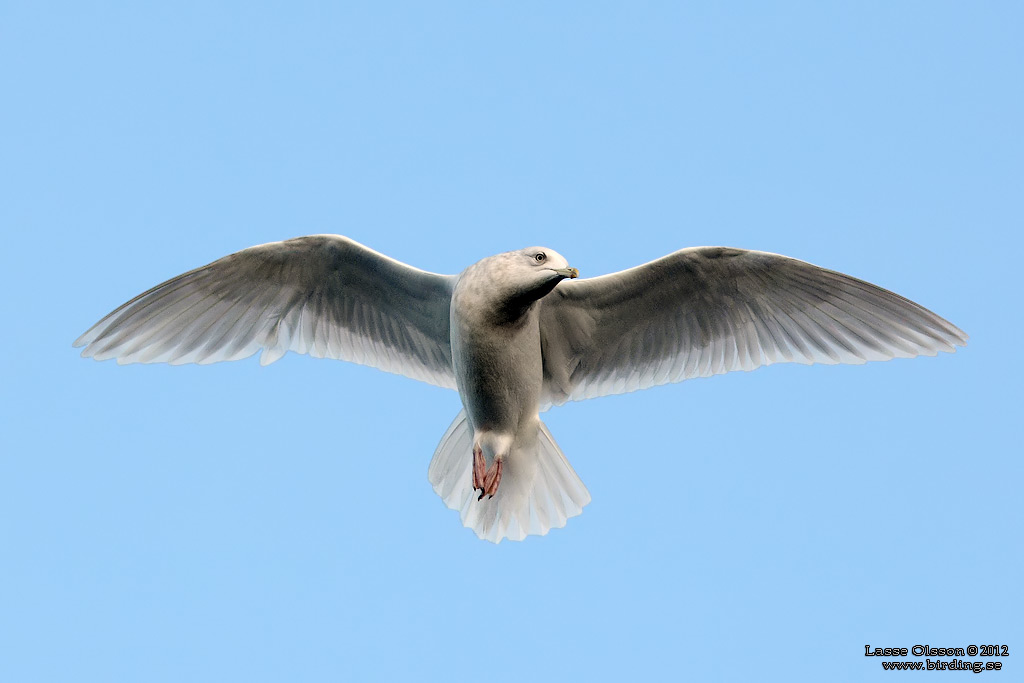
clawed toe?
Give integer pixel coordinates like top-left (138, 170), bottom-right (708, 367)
top-left (480, 459), bottom-right (503, 500)
top-left (472, 446), bottom-right (486, 492)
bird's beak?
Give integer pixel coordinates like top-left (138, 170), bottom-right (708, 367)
top-left (554, 267), bottom-right (579, 279)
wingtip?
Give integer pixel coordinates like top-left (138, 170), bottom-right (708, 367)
top-left (941, 328), bottom-right (968, 350)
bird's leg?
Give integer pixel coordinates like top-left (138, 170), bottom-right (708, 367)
top-left (472, 445), bottom-right (486, 494)
top-left (480, 458), bottom-right (503, 500)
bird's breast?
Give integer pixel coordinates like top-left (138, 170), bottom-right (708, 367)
top-left (450, 299), bottom-right (544, 434)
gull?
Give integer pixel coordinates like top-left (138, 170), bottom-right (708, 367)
top-left (75, 235), bottom-right (967, 542)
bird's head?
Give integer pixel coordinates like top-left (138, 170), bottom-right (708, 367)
top-left (461, 247), bottom-right (578, 323)
top-left (518, 247), bottom-right (578, 285)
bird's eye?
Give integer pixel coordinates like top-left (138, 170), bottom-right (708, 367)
top-left (535, 252), bottom-right (546, 262)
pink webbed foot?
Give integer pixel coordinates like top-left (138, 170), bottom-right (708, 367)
top-left (471, 446), bottom-right (503, 500)
top-left (480, 459), bottom-right (502, 500)
top-left (472, 446), bottom-right (486, 493)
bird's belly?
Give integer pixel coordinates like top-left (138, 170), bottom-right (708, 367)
top-left (452, 327), bottom-right (542, 435)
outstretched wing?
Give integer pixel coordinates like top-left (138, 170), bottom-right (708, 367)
top-left (539, 247), bottom-right (967, 407)
top-left (75, 234), bottom-right (458, 389)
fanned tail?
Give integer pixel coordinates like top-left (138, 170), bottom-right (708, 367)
top-left (427, 410), bottom-right (590, 543)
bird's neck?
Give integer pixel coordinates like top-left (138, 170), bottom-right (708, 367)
top-left (495, 278), bottom-right (560, 325)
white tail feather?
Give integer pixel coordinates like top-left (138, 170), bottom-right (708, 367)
top-left (428, 410), bottom-right (591, 543)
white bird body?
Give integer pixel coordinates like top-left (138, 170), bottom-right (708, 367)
top-left (444, 248), bottom-right (588, 540)
top-left (451, 257), bottom-right (546, 445)
top-left (75, 235), bottom-right (966, 542)
top-left (451, 249), bottom-right (573, 457)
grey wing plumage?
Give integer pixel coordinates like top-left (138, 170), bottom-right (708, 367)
top-left (539, 247), bottom-right (967, 407)
top-left (75, 234), bottom-right (458, 389)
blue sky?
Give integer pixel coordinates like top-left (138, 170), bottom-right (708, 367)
top-left (2, 2), bottom-right (1020, 681)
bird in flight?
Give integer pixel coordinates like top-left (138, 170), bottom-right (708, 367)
top-left (75, 235), bottom-right (966, 542)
